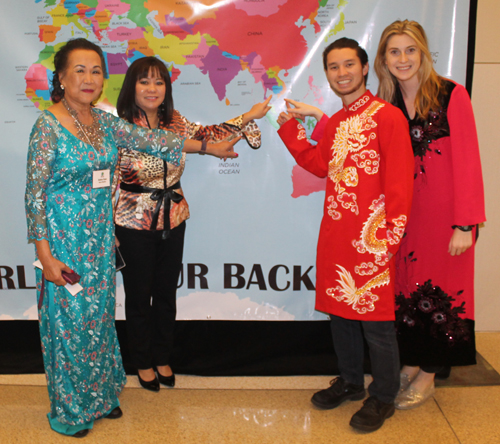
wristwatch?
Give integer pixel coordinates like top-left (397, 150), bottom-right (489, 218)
top-left (452, 225), bottom-right (474, 232)
top-left (199, 139), bottom-right (207, 155)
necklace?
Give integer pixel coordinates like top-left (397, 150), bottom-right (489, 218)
top-left (62, 98), bottom-right (105, 154)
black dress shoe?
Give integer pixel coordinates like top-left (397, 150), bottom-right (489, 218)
top-left (349, 396), bottom-right (395, 432)
top-left (311, 377), bottom-right (365, 410)
top-left (72, 429), bottom-right (89, 438)
top-left (105, 406), bottom-right (123, 419)
top-left (157, 370), bottom-right (175, 388)
top-left (138, 373), bottom-right (160, 392)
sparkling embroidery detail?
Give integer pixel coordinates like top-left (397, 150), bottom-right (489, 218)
top-left (326, 265), bottom-right (390, 314)
top-left (396, 81), bottom-right (455, 160)
top-left (352, 195), bottom-right (388, 259)
top-left (351, 194), bottom-right (407, 271)
top-left (62, 98), bottom-right (104, 152)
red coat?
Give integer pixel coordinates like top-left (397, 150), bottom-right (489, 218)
top-left (278, 91), bottom-right (414, 321)
top-left (393, 81), bottom-right (485, 366)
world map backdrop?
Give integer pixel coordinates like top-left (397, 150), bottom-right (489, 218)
top-left (0, 0), bottom-right (472, 320)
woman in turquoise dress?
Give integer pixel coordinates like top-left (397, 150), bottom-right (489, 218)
top-left (25, 38), bottom-right (237, 438)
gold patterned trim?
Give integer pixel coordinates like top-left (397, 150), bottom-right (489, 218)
top-left (348, 94), bottom-right (370, 112)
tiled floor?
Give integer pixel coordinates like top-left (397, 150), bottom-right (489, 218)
top-left (1, 332), bottom-right (499, 443)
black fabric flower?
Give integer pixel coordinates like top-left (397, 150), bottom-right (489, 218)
top-left (431, 312), bottom-right (447, 324)
top-left (411, 126), bottom-right (425, 142)
top-left (403, 315), bottom-right (415, 327)
top-left (395, 81), bottom-right (456, 160)
top-left (395, 279), bottom-right (470, 347)
top-left (418, 297), bottom-right (434, 313)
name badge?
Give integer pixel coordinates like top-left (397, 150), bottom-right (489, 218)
top-left (93, 169), bottom-right (110, 188)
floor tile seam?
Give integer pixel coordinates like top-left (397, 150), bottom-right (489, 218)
top-left (476, 352), bottom-right (500, 374)
top-left (125, 387), bottom-right (317, 391)
top-left (432, 397), bottom-right (463, 444)
top-left (436, 383), bottom-right (500, 389)
top-left (0, 382), bottom-right (319, 391)
top-left (3, 383), bottom-right (500, 389)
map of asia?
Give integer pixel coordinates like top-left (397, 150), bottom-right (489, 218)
top-left (0, 0), bottom-right (471, 320)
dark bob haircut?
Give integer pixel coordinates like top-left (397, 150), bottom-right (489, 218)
top-left (116, 57), bottom-right (174, 128)
top-left (51, 38), bottom-right (107, 103)
top-left (322, 37), bottom-right (369, 85)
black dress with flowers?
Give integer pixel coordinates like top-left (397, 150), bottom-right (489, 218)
top-left (393, 80), bottom-right (486, 367)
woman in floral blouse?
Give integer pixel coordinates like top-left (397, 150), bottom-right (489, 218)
top-left (114, 57), bottom-right (271, 391)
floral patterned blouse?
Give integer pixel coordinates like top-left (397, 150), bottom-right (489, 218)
top-left (114, 110), bottom-right (261, 232)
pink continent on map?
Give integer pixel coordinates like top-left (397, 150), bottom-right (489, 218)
top-left (107, 53), bottom-right (129, 74)
top-left (262, 73), bottom-right (278, 92)
top-left (159, 15), bottom-right (195, 36)
top-left (200, 46), bottom-right (243, 100)
top-left (245, 53), bottom-right (266, 84)
top-left (170, 67), bottom-right (181, 82)
top-left (291, 165), bottom-right (326, 198)
top-left (107, 26), bottom-right (144, 42)
top-left (25, 64), bottom-right (49, 91)
top-left (96, 1), bottom-right (130, 15)
top-left (187, 38), bottom-right (210, 69)
top-left (308, 75), bottom-right (324, 106)
top-left (233, 0), bottom-right (288, 16)
top-left (190, 2), bottom-right (317, 72)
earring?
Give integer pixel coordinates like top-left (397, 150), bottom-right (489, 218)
top-left (61, 85), bottom-right (65, 90)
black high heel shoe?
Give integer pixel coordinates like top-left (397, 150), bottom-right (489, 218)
top-left (105, 406), bottom-right (123, 419)
top-left (157, 368), bottom-right (176, 387)
top-left (138, 372), bottom-right (160, 392)
top-left (435, 366), bottom-right (451, 380)
top-left (72, 429), bottom-right (89, 438)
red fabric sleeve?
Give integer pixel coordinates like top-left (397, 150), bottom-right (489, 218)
top-left (277, 118), bottom-right (329, 178)
top-left (447, 83), bottom-right (486, 225)
top-left (310, 114), bottom-right (329, 142)
top-left (377, 107), bottom-right (415, 256)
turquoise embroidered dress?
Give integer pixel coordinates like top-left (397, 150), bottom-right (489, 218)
top-left (25, 109), bottom-right (183, 435)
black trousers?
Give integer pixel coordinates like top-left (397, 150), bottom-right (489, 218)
top-left (115, 222), bottom-right (186, 370)
top-left (330, 314), bottom-right (400, 404)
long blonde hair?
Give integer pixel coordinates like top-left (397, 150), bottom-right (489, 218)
top-left (374, 20), bottom-right (447, 120)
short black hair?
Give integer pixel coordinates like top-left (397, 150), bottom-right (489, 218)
top-left (51, 38), bottom-right (107, 103)
top-left (117, 57), bottom-right (174, 128)
top-left (322, 37), bottom-right (369, 84)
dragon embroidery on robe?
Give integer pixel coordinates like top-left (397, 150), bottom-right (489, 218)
top-left (327, 100), bottom-right (385, 220)
top-left (327, 265), bottom-right (390, 314)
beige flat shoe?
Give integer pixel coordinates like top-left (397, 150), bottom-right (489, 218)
top-left (395, 382), bottom-right (435, 410)
top-left (398, 373), bottom-right (413, 394)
